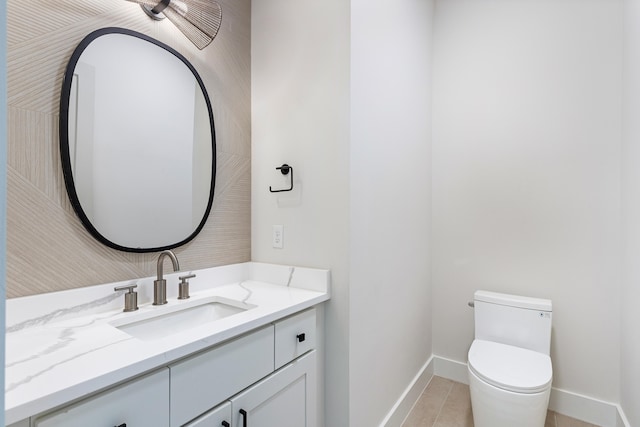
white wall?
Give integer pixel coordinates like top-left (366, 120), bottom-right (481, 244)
top-left (432, 0), bottom-right (623, 402)
top-left (251, 0), bottom-right (351, 425)
top-left (621, 0), bottom-right (640, 424)
top-left (252, 0), bottom-right (434, 425)
top-left (350, 0), bottom-right (433, 425)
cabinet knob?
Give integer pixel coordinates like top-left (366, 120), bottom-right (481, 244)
top-left (297, 333), bottom-right (306, 343)
top-left (239, 409), bottom-right (248, 427)
top-left (114, 424), bottom-right (126, 427)
top-left (222, 422), bottom-right (230, 427)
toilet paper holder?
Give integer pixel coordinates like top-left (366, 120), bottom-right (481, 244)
top-left (269, 164), bottom-right (294, 193)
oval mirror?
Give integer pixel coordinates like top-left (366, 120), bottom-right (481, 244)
top-left (60, 27), bottom-right (216, 252)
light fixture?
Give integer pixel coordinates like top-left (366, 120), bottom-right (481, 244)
top-left (127, 0), bottom-right (222, 50)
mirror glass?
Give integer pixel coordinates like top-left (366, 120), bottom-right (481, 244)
top-left (60, 28), bottom-right (216, 252)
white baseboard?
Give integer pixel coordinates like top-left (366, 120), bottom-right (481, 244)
top-left (433, 355), bottom-right (469, 384)
top-left (432, 356), bottom-right (627, 427)
top-left (380, 356), bottom-right (435, 427)
top-left (548, 387), bottom-right (620, 427)
top-left (615, 404), bottom-right (631, 427)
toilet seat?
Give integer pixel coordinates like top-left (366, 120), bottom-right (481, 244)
top-left (468, 339), bottom-right (552, 394)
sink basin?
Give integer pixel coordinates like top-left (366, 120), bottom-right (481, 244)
top-left (111, 297), bottom-right (253, 341)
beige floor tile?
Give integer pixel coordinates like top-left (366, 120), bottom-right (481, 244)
top-left (545, 410), bottom-right (557, 427)
top-left (555, 413), bottom-right (600, 427)
top-left (402, 376), bottom-right (454, 427)
top-left (433, 382), bottom-right (474, 427)
top-left (425, 376), bottom-right (456, 399)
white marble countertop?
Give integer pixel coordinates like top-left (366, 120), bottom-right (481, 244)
top-left (5, 262), bottom-right (330, 425)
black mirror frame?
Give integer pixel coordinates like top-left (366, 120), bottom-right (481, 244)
top-left (59, 27), bottom-right (216, 253)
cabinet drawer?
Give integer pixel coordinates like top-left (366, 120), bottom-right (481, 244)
top-left (170, 325), bottom-right (274, 427)
top-left (33, 368), bottom-right (170, 427)
top-left (274, 308), bottom-right (316, 369)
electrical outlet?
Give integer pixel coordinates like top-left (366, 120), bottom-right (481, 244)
top-left (272, 225), bottom-right (284, 249)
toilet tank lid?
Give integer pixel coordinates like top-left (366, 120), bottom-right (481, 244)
top-left (468, 339), bottom-right (552, 394)
top-left (474, 290), bottom-right (552, 312)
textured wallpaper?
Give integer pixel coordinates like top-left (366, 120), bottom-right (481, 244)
top-left (6, 0), bottom-right (251, 297)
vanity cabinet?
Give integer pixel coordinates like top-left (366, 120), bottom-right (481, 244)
top-left (22, 308), bottom-right (317, 427)
top-left (31, 368), bottom-right (170, 427)
top-left (175, 308), bottom-right (317, 427)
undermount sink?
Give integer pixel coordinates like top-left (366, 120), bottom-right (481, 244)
top-left (111, 297), bottom-right (253, 341)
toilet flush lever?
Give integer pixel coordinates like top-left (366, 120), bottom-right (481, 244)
top-left (468, 301), bottom-right (475, 308)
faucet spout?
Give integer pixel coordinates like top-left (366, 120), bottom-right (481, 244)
top-left (153, 250), bottom-right (180, 305)
top-left (157, 250), bottom-right (180, 281)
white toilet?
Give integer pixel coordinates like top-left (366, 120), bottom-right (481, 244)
top-left (468, 290), bottom-right (553, 427)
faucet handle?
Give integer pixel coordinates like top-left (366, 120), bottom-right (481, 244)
top-left (114, 284), bottom-right (139, 312)
top-left (178, 274), bottom-right (196, 300)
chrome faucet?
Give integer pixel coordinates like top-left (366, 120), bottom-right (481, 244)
top-left (153, 250), bottom-right (180, 305)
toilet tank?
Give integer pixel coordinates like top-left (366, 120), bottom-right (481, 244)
top-left (474, 290), bottom-right (552, 355)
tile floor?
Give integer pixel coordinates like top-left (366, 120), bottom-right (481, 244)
top-left (401, 376), bottom-right (601, 427)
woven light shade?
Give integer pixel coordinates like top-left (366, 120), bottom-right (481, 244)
top-left (127, 0), bottom-right (222, 50)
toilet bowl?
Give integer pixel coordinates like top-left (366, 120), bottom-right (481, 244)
top-left (468, 291), bottom-right (553, 427)
top-left (468, 339), bottom-right (552, 427)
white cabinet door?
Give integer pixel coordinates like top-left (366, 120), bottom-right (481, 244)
top-left (184, 401), bottom-right (231, 427)
top-left (230, 351), bottom-right (316, 427)
top-left (33, 368), bottom-right (170, 427)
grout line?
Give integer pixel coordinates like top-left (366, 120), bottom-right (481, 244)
top-left (431, 379), bottom-right (455, 427)
top-left (401, 380), bottom-right (432, 426)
